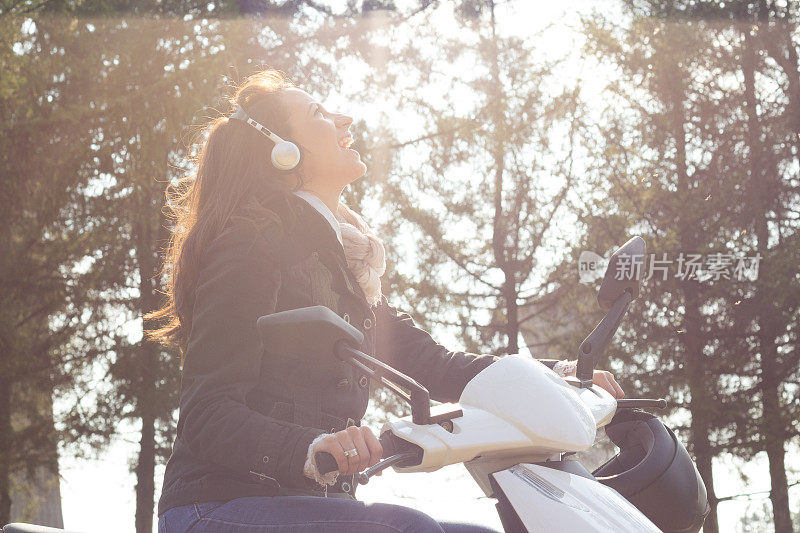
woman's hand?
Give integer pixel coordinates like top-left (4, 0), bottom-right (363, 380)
top-left (593, 369), bottom-right (625, 399)
top-left (554, 359), bottom-right (625, 399)
top-left (312, 425), bottom-right (383, 476)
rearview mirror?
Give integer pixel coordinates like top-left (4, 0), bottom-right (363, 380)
top-left (258, 305), bottom-right (437, 425)
top-left (574, 236), bottom-right (647, 386)
top-left (256, 305), bottom-right (364, 363)
top-left (597, 236), bottom-right (646, 310)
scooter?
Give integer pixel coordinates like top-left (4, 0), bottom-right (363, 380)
top-left (3, 236), bottom-right (709, 533)
top-left (259, 235), bottom-right (710, 533)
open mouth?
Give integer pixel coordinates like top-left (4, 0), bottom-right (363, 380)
top-left (338, 135), bottom-right (358, 154)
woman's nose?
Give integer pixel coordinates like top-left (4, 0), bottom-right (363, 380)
top-left (336, 113), bottom-right (353, 130)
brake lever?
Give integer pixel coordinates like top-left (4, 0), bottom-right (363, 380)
top-left (616, 398), bottom-right (668, 409)
top-left (356, 452), bottom-right (421, 485)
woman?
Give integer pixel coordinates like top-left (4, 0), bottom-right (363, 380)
top-left (147, 68), bottom-right (624, 533)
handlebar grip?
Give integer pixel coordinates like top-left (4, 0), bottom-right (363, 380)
top-left (616, 398), bottom-right (668, 410)
top-left (314, 451), bottom-right (339, 475)
top-left (314, 432), bottom-right (415, 476)
top-left (378, 432), bottom-right (399, 457)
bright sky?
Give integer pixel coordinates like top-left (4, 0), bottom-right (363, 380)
top-left (51, 1), bottom-right (798, 531)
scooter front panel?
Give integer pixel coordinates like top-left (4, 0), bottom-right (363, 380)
top-left (383, 406), bottom-right (534, 472)
top-left (491, 463), bottom-right (661, 532)
top-left (460, 355), bottom-right (597, 451)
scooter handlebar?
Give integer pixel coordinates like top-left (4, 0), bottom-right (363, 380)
top-left (314, 450), bottom-right (339, 476)
top-left (616, 398), bottom-right (668, 410)
top-left (314, 432), bottom-right (404, 475)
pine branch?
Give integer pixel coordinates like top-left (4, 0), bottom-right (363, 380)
top-left (716, 479), bottom-right (800, 503)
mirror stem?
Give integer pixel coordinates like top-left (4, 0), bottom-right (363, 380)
top-left (575, 290), bottom-right (634, 387)
top-left (333, 340), bottom-right (433, 425)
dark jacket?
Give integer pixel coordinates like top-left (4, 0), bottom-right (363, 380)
top-left (157, 194), bottom-right (559, 516)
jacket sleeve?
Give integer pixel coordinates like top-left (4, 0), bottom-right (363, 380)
top-left (372, 295), bottom-right (569, 402)
top-left (372, 294), bottom-right (501, 403)
top-left (176, 222), bottom-right (325, 489)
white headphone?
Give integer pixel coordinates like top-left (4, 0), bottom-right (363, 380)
top-left (229, 105), bottom-right (302, 171)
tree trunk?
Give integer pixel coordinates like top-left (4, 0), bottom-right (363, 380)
top-left (742, 30), bottom-right (794, 533)
top-left (669, 47), bottom-right (719, 532)
top-left (0, 374), bottom-right (11, 525)
top-left (505, 279), bottom-right (519, 355)
top-left (682, 287), bottom-right (719, 533)
top-left (135, 391), bottom-right (156, 533)
top-left (132, 192), bottom-right (165, 533)
top-left (486, 0), bottom-right (519, 354)
top-left (10, 382), bottom-right (65, 528)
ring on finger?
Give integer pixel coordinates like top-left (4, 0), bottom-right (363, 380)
top-left (337, 437), bottom-right (357, 469)
top-left (343, 448), bottom-right (359, 458)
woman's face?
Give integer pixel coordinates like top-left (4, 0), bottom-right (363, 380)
top-left (282, 88), bottom-right (367, 192)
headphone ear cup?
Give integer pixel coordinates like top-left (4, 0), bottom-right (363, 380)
top-left (271, 141), bottom-right (301, 171)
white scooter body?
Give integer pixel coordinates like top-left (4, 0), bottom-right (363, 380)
top-left (380, 355), bottom-right (661, 532)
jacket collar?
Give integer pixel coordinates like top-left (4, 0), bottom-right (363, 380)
top-left (281, 193), bottom-right (347, 262)
top-left (280, 194), bottom-right (371, 308)
top-left (291, 190), bottom-right (344, 247)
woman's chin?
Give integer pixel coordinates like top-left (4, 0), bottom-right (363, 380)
top-left (328, 154), bottom-right (368, 185)
top-left (345, 169), bottom-right (367, 186)
top-left (345, 160), bottom-right (368, 181)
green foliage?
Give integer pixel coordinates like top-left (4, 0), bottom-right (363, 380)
top-left (3, 0), bottom-right (798, 530)
top-left (571, 2), bottom-right (800, 530)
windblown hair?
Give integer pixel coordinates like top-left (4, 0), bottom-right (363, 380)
top-left (144, 68), bottom-right (307, 362)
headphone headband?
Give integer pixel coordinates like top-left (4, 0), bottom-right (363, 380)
top-left (230, 105), bottom-right (249, 121)
top-left (230, 105), bottom-right (280, 141)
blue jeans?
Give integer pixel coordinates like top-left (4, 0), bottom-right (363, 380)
top-left (158, 496), bottom-right (500, 532)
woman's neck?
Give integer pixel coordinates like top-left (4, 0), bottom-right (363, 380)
top-left (298, 185), bottom-right (343, 214)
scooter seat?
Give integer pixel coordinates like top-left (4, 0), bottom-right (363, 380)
top-left (3, 524), bottom-right (84, 533)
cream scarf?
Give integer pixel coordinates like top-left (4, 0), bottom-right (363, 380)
top-left (334, 202), bottom-right (386, 307)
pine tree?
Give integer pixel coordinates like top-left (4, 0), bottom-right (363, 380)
top-left (0, 11), bottom-right (111, 525)
top-left (578, 3), bottom-right (799, 530)
top-left (360, 0), bottom-right (583, 360)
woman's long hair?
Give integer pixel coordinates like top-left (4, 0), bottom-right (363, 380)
top-left (144, 68), bottom-right (306, 361)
